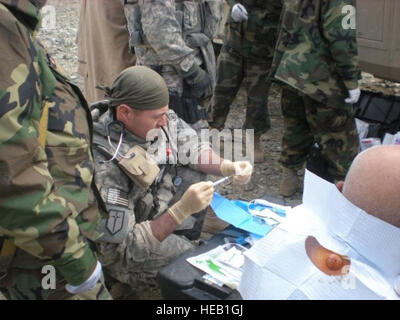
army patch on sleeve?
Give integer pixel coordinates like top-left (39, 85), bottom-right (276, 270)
top-left (106, 210), bottom-right (125, 235)
top-left (106, 188), bottom-right (129, 208)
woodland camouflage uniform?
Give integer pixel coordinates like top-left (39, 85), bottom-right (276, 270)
top-left (271, 0), bottom-right (361, 181)
top-left (0, 0), bottom-right (110, 299)
top-left (209, 0), bottom-right (283, 136)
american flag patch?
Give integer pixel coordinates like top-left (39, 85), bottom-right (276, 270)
top-left (106, 188), bottom-right (129, 208)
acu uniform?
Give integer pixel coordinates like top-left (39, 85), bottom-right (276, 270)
top-left (0, 0), bottom-right (110, 300)
top-left (122, 0), bottom-right (221, 127)
top-left (92, 108), bottom-right (212, 287)
top-left (209, 0), bottom-right (283, 135)
top-left (271, 0), bottom-right (361, 182)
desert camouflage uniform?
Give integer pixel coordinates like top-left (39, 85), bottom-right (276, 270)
top-left (0, 0), bottom-right (111, 300)
top-left (122, 0), bottom-right (221, 126)
top-left (209, 0), bottom-right (282, 135)
top-left (271, 0), bottom-right (361, 181)
top-left (92, 109), bottom-right (212, 288)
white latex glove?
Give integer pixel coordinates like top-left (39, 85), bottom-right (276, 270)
top-left (65, 260), bottom-right (102, 295)
top-left (345, 88), bottom-right (361, 104)
top-left (231, 4), bottom-right (248, 22)
top-left (168, 181), bottom-right (214, 225)
top-left (220, 160), bottom-right (253, 185)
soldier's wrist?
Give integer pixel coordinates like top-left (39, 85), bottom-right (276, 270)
top-left (167, 207), bottom-right (182, 225)
top-left (226, 0), bottom-right (237, 8)
top-left (65, 260), bottom-right (102, 295)
top-left (343, 79), bottom-right (359, 91)
top-left (167, 204), bottom-right (191, 226)
top-left (181, 62), bottom-right (199, 80)
top-left (54, 245), bottom-right (97, 286)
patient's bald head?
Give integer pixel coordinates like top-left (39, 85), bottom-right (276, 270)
top-left (342, 145), bottom-right (400, 228)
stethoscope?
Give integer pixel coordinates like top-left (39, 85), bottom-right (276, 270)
top-left (99, 120), bottom-right (132, 164)
top-left (101, 120), bottom-right (183, 187)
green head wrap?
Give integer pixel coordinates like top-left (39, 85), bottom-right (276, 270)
top-left (100, 66), bottom-right (169, 110)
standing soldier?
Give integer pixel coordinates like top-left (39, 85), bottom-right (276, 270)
top-left (271, 0), bottom-right (361, 196)
top-left (77, 0), bottom-right (136, 105)
top-left (121, 0), bottom-right (221, 130)
top-left (208, 0), bottom-right (283, 163)
top-left (0, 0), bottom-right (111, 299)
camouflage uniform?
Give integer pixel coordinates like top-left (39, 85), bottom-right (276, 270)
top-left (92, 109), bottom-right (212, 288)
top-left (0, 0), bottom-right (111, 299)
top-left (271, 0), bottom-right (361, 181)
top-left (209, 0), bottom-right (283, 135)
top-left (122, 0), bottom-right (221, 126)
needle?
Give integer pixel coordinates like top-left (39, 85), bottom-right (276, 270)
top-left (213, 176), bottom-right (232, 187)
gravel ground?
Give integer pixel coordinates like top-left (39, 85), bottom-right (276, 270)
top-left (1, 0), bottom-right (395, 301)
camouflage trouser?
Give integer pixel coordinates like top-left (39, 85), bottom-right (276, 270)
top-left (98, 167), bottom-right (205, 289)
top-left (279, 85), bottom-right (359, 182)
top-left (209, 46), bottom-right (272, 136)
top-left (0, 249), bottom-right (112, 300)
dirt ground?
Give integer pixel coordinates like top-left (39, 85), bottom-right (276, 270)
top-left (1, 0), bottom-right (397, 301)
